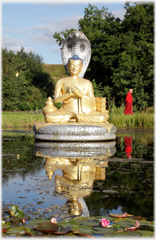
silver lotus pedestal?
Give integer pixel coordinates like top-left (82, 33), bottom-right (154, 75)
top-left (33, 122), bottom-right (117, 141)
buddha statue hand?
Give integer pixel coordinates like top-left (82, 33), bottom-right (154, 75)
top-left (69, 84), bottom-right (76, 97)
top-left (70, 84), bottom-right (82, 98)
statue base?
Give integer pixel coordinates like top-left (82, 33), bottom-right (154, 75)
top-left (33, 122), bottom-right (117, 141)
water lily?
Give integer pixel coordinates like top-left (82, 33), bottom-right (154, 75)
top-left (50, 218), bottom-right (57, 224)
top-left (100, 218), bottom-right (110, 228)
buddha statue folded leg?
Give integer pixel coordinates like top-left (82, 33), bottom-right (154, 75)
top-left (45, 107), bottom-right (76, 123)
top-left (76, 111), bottom-right (108, 123)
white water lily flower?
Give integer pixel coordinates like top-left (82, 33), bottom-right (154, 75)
top-left (50, 218), bottom-right (57, 224)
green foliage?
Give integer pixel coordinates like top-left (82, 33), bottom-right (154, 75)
top-left (53, 28), bottom-right (77, 46)
top-left (53, 101), bottom-right (62, 109)
top-left (2, 48), bottom-right (55, 111)
top-left (9, 205), bottom-right (24, 218)
top-left (53, 2), bottom-right (154, 111)
top-left (91, 79), bottom-right (104, 97)
top-left (2, 112), bottom-right (45, 129)
top-left (112, 40), bottom-right (154, 109)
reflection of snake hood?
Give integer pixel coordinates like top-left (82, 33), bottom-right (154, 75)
top-left (61, 31), bottom-right (91, 78)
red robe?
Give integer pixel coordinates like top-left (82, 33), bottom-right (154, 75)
top-left (124, 136), bottom-right (133, 158)
top-left (124, 92), bottom-right (133, 115)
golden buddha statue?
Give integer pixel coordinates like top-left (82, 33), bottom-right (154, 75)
top-left (34, 31), bottom-right (116, 141)
top-left (45, 55), bottom-right (108, 123)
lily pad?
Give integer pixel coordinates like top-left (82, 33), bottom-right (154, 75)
top-left (79, 220), bottom-right (100, 227)
top-left (112, 217), bottom-right (136, 228)
top-left (137, 219), bottom-right (153, 226)
top-left (74, 226), bottom-right (94, 235)
top-left (7, 226), bottom-right (31, 234)
top-left (16, 230), bottom-right (34, 237)
top-left (61, 226), bottom-right (73, 234)
top-left (28, 218), bottom-right (49, 228)
top-left (35, 222), bottom-right (58, 234)
top-left (111, 224), bottom-right (125, 231)
top-left (93, 227), bottom-right (118, 235)
top-left (113, 231), bottom-right (142, 237)
top-left (132, 216), bottom-right (147, 220)
top-left (2, 221), bottom-right (11, 229)
top-left (9, 205), bottom-right (18, 215)
top-left (9, 205), bottom-right (24, 218)
top-left (139, 225), bottom-right (154, 231)
top-left (58, 219), bottom-right (82, 228)
top-left (109, 212), bottom-right (133, 218)
top-left (73, 232), bottom-right (94, 237)
top-left (95, 215), bottom-right (114, 221)
top-left (53, 226), bottom-right (73, 235)
top-left (147, 221), bottom-right (154, 227)
top-left (9, 216), bottom-right (24, 224)
top-left (137, 230), bottom-right (154, 237)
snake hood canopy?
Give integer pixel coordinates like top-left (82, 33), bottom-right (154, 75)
top-left (61, 31), bottom-right (91, 78)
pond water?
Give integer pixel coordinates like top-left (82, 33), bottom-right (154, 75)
top-left (2, 128), bottom-right (154, 223)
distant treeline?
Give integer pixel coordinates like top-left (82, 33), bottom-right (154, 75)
top-left (2, 2), bottom-right (154, 112)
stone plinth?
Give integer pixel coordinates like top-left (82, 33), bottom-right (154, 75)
top-left (33, 122), bottom-right (117, 141)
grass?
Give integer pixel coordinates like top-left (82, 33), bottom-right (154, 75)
top-left (2, 110), bottom-right (154, 129)
top-left (2, 112), bottom-right (45, 129)
top-left (43, 64), bottom-right (67, 85)
top-left (108, 104), bottom-right (154, 128)
top-left (43, 64), bottom-right (67, 78)
top-left (109, 112), bottom-right (154, 128)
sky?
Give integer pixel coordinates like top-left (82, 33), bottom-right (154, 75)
top-left (2, 0), bottom-right (150, 65)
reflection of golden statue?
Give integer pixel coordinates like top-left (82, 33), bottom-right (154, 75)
top-left (44, 55), bottom-right (108, 123)
top-left (41, 155), bottom-right (109, 217)
top-left (34, 139), bottom-right (116, 217)
top-left (55, 162), bottom-right (96, 216)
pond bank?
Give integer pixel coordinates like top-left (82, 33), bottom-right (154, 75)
top-left (2, 112), bottom-right (154, 129)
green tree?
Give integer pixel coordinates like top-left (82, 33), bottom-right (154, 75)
top-left (2, 48), bottom-right (54, 111)
top-left (53, 2), bottom-right (154, 110)
top-left (112, 2), bottom-right (154, 110)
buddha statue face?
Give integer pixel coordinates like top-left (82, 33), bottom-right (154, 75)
top-left (67, 59), bottom-right (83, 76)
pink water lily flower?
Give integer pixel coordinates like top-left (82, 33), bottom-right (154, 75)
top-left (100, 218), bottom-right (110, 228)
top-left (50, 218), bottom-right (57, 224)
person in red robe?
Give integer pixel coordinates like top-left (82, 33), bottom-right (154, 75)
top-left (124, 136), bottom-right (133, 159)
top-left (124, 89), bottom-right (133, 115)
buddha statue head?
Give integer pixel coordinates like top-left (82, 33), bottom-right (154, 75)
top-left (67, 55), bottom-right (83, 76)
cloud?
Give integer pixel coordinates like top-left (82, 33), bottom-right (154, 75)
top-left (2, 34), bottom-right (24, 47)
top-left (112, 8), bottom-right (126, 19)
top-left (27, 14), bottom-right (81, 45)
top-left (2, 34), bottom-right (35, 53)
top-left (56, 14), bottom-right (81, 31)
